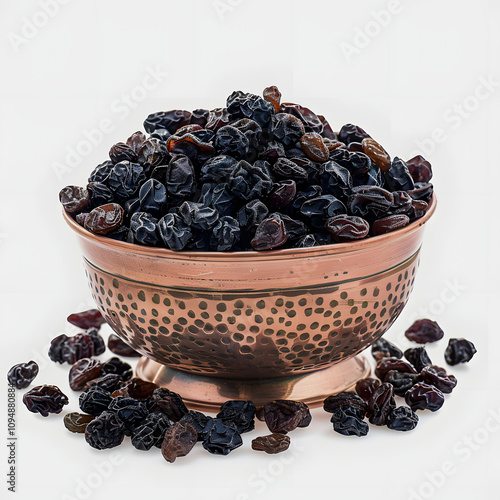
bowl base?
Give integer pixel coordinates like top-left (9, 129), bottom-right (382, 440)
top-left (136, 354), bottom-right (371, 412)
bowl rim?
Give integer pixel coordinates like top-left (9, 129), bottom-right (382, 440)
top-left (63, 194), bottom-right (437, 261)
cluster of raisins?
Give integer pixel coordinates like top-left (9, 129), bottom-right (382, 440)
top-left (13, 309), bottom-right (476, 460)
top-left (323, 319), bottom-right (476, 436)
top-left (60, 86), bottom-right (434, 252)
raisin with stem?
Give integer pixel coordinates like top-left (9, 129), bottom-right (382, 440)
top-left (444, 338), bottom-right (477, 365)
top-left (252, 434), bottom-right (290, 454)
top-left (367, 383), bottom-right (396, 425)
top-left (421, 365), bottom-right (457, 394)
top-left (387, 406), bottom-right (418, 431)
top-left (85, 411), bottom-right (125, 450)
top-left (405, 383), bottom-right (445, 412)
top-left (7, 361), bottom-right (39, 389)
top-left (161, 421), bottom-right (198, 462)
top-left (202, 419), bottom-right (243, 455)
top-left (59, 186), bottom-right (90, 213)
top-left (371, 338), bottom-right (403, 362)
top-left (79, 385), bottom-right (113, 416)
top-left (69, 358), bottom-right (102, 391)
top-left (23, 385), bottom-right (69, 417)
top-left (404, 347), bottom-right (432, 372)
top-left (107, 334), bottom-right (141, 357)
top-left (64, 412), bottom-right (95, 433)
top-left (405, 319), bottom-right (444, 343)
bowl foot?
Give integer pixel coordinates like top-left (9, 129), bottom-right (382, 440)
top-left (136, 354), bottom-right (371, 412)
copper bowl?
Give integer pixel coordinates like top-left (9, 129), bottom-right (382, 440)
top-left (64, 196), bottom-right (436, 409)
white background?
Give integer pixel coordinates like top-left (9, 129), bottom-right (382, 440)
top-left (1, 0), bottom-right (499, 499)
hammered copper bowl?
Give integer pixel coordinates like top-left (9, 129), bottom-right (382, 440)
top-left (64, 196), bottom-right (436, 409)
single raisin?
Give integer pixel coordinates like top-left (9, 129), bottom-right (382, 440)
top-left (444, 338), bottom-right (477, 365)
top-left (69, 358), bottom-right (102, 391)
top-left (361, 138), bottom-right (391, 172)
top-left (263, 86), bottom-right (282, 113)
top-left (85, 411), bottom-right (125, 449)
top-left (131, 412), bottom-right (171, 451)
top-left (421, 365), bottom-right (457, 394)
top-left (7, 361), bottom-right (39, 389)
top-left (404, 347), bottom-right (432, 372)
top-left (179, 410), bottom-right (214, 441)
top-left (79, 385), bottom-right (113, 416)
top-left (64, 412), bottom-right (95, 433)
top-left (372, 214), bottom-right (410, 236)
top-left (405, 383), bottom-right (445, 412)
top-left (386, 406), bottom-right (418, 431)
top-left (375, 357), bottom-right (418, 381)
top-left (59, 186), bottom-right (90, 213)
top-left (300, 132), bottom-right (329, 162)
top-left (86, 328), bottom-right (106, 356)
top-left (217, 400), bottom-right (256, 434)
top-left (323, 392), bottom-right (367, 419)
top-left (251, 214), bottom-right (287, 251)
top-left (23, 385), bottom-right (69, 417)
top-left (84, 203), bottom-right (124, 235)
top-left (262, 400), bottom-right (310, 433)
top-left (67, 309), bottom-right (106, 330)
top-left (384, 370), bottom-right (421, 397)
top-left (371, 338), bottom-right (403, 362)
top-left (101, 357), bottom-right (133, 381)
top-left (147, 388), bottom-right (188, 421)
top-left (61, 334), bottom-right (94, 364)
top-left (330, 408), bottom-right (369, 437)
top-left (367, 383), bottom-right (396, 425)
top-left (112, 377), bottom-right (157, 399)
top-left (325, 214), bottom-right (369, 242)
top-left (161, 421), bottom-right (198, 462)
top-left (405, 319), bottom-right (444, 343)
top-left (355, 378), bottom-right (381, 402)
top-left (202, 419), bottom-right (243, 455)
top-left (108, 396), bottom-right (149, 434)
top-left (252, 434), bottom-right (290, 454)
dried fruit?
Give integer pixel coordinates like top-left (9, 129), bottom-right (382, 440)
top-left (64, 412), bottom-right (94, 433)
top-left (87, 328), bottom-right (106, 356)
top-left (131, 413), bottom-right (171, 451)
top-left (371, 338), bottom-right (403, 362)
top-left (386, 406), bottom-right (418, 431)
top-left (23, 385), bottom-right (69, 417)
top-left (113, 377), bottom-right (157, 400)
top-left (59, 186), bottom-right (90, 213)
top-left (384, 370), bottom-right (421, 397)
top-left (421, 365), bottom-right (457, 394)
top-left (61, 334), bottom-right (94, 364)
top-left (67, 309), bottom-right (106, 329)
top-left (355, 378), bottom-right (381, 402)
top-left (372, 214), bottom-right (410, 236)
top-left (107, 334), bottom-right (141, 357)
top-left (300, 132), bottom-right (329, 162)
top-left (147, 388), bottom-right (188, 421)
top-left (263, 86), bottom-right (281, 113)
top-left (252, 434), bottom-right (290, 454)
top-left (217, 400), bottom-right (256, 434)
top-left (7, 361), bottom-right (39, 389)
top-left (375, 357), bottom-right (417, 381)
top-left (68, 358), bottom-right (102, 391)
top-left (330, 408), bottom-right (369, 437)
top-left (444, 338), bottom-right (477, 365)
top-left (404, 347), bottom-right (432, 372)
top-left (405, 383), bottom-right (445, 412)
top-left (108, 396), bottom-right (149, 434)
top-left (325, 214), bottom-right (369, 242)
top-left (85, 411), bottom-right (125, 449)
top-left (251, 214), bottom-right (287, 251)
top-left (361, 138), bottom-right (391, 172)
top-left (405, 319), bottom-right (444, 343)
top-left (202, 419), bottom-right (243, 455)
top-left (323, 392), bottom-right (367, 419)
top-left (161, 421), bottom-right (198, 462)
top-left (262, 400), bottom-right (310, 433)
top-left (101, 357), bottom-right (133, 381)
top-left (367, 383), bottom-right (396, 425)
top-left (79, 385), bottom-right (113, 416)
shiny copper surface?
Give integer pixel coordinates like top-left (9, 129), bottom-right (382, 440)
top-left (63, 196), bottom-right (436, 404)
top-left (135, 353), bottom-right (371, 411)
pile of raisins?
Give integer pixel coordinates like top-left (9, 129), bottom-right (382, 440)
top-left (323, 319), bottom-right (476, 436)
top-left (12, 309), bottom-right (475, 460)
top-left (60, 86), bottom-right (434, 252)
